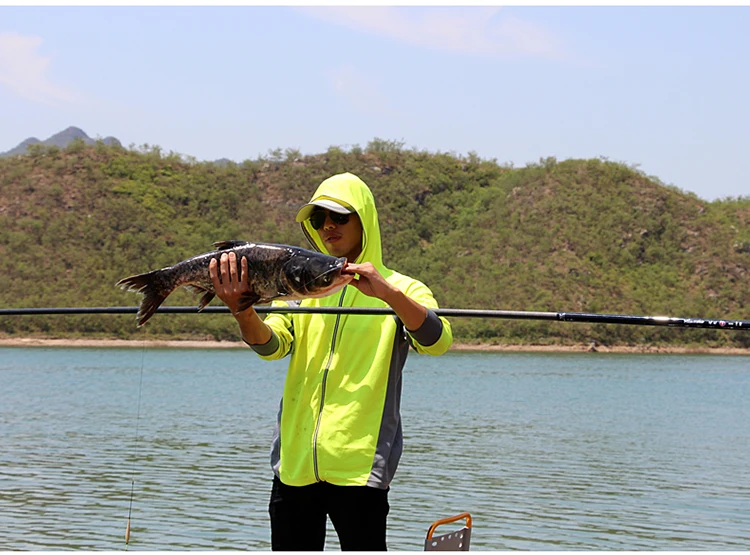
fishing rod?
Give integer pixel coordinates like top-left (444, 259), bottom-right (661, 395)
top-left (1, 306), bottom-right (748, 330)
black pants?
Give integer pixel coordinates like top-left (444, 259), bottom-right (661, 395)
top-left (269, 476), bottom-right (390, 551)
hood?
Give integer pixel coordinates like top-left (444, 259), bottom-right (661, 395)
top-left (298, 172), bottom-right (383, 268)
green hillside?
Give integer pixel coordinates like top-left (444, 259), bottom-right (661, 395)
top-left (1, 139), bottom-right (748, 348)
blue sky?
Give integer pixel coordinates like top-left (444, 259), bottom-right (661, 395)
top-left (1, 5), bottom-right (748, 201)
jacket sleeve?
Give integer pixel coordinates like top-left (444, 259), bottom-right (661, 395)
top-left (402, 279), bottom-right (453, 356)
top-left (248, 300), bottom-right (295, 360)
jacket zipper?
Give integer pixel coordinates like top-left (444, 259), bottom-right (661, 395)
top-left (312, 286), bottom-right (347, 482)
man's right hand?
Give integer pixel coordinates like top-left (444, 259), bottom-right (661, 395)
top-left (209, 251), bottom-right (273, 346)
top-left (209, 251), bottom-right (252, 315)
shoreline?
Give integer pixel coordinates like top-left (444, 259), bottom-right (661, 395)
top-left (0, 337), bottom-right (747, 355)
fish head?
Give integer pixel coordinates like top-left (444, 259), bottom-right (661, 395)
top-left (284, 252), bottom-right (353, 298)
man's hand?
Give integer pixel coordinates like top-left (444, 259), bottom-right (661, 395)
top-left (344, 262), bottom-right (427, 331)
top-left (209, 251), bottom-right (252, 314)
top-left (343, 262), bottom-right (398, 302)
top-left (209, 251), bottom-right (272, 346)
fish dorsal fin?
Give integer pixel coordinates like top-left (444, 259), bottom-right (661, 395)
top-left (213, 240), bottom-right (253, 251)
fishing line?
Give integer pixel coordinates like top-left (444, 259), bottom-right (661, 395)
top-left (125, 337), bottom-right (147, 547)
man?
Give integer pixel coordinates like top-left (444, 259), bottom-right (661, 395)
top-left (209, 172), bottom-right (452, 550)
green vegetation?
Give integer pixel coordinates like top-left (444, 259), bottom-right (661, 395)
top-left (1, 140), bottom-right (748, 348)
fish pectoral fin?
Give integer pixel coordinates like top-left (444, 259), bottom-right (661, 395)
top-left (213, 240), bottom-right (252, 250)
top-left (198, 291), bottom-right (216, 311)
top-left (236, 292), bottom-right (260, 313)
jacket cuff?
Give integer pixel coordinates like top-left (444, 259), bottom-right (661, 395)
top-left (246, 330), bottom-right (280, 356)
top-left (407, 309), bottom-right (443, 347)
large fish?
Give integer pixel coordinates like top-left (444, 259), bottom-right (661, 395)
top-left (116, 240), bottom-right (352, 326)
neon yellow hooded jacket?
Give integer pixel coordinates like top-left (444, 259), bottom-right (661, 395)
top-left (251, 173), bottom-right (452, 489)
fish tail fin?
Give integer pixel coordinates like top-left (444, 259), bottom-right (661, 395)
top-left (116, 270), bottom-right (170, 327)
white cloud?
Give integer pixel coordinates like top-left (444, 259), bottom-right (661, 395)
top-left (0, 31), bottom-right (81, 105)
top-left (300, 6), bottom-right (571, 62)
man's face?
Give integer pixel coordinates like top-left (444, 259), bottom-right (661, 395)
top-left (312, 209), bottom-right (363, 263)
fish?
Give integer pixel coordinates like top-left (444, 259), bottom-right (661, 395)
top-left (116, 240), bottom-right (353, 326)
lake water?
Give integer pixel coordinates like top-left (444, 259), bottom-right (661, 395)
top-left (0, 347), bottom-right (748, 550)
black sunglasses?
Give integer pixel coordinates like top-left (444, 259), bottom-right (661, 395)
top-left (309, 210), bottom-right (350, 230)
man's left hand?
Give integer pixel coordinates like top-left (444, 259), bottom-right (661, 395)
top-left (343, 262), bottom-right (397, 302)
top-left (343, 262), bottom-right (428, 331)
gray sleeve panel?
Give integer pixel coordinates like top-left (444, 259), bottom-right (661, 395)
top-left (367, 319), bottom-right (410, 490)
top-left (245, 330), bottom-right (280, 356)
top-left (270, 397), bottom-right (283, 478)
top-left (406, 309), bottom-right (443, 347)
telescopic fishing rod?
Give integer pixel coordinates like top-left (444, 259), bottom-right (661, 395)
top-left (1, 306), bottom-right (748, 331)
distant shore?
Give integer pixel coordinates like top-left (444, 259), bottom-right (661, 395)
top-left (0, 337), bottom-right (746, 355)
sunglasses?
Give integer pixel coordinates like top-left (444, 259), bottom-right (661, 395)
top-left (309, 210), bottom-right (351, 230)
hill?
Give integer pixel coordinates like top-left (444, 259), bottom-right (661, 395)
top-left (0, 139), bottom-right (748, 348)
top-left (1, 126), bottom-right (121, 157)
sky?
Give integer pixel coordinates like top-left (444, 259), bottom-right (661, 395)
top-left (1, 4), bottom-right (748, 201)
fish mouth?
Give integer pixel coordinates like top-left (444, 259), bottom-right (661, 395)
top-left (331, 257), bottom-right (352, 282)
top-left (303, 257), bottom-right (352, 293)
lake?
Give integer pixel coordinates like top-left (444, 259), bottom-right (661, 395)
top-left (0, 347), bottom-right (748, 550)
